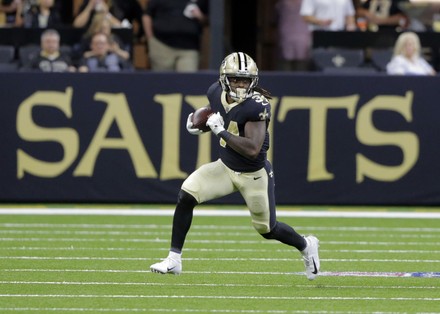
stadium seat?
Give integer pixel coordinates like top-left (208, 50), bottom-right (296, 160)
top-left (370, 48), bottom-right (393, 72)
top-left (0, 63), bottom-right (18, 72)
top-left (0, 45), bottom-right (15, 63)
top-left (18, 45), bottom-right (40, 68)
top-left (322, 67), bottom-right (378, 75)
top-left (312, 48), bottom-right (366, 71)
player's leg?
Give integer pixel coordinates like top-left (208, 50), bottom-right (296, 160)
top-left (237, 163), bottom-right (305, 249)
top-left (170, 190), bottom-right (198, 254)
top-left (238, 160), bottom-right (320, 280)
top-left (150, 189), bottom-right (196, 275)
top-left (150, 159), bottom-right (235, 274)
top-left (173, 159), bottom-right (236, 250)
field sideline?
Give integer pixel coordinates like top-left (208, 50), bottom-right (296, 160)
top-left (0, 205), bottom-right (439, 313)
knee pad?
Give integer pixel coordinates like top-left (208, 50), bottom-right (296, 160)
top-left (253, 221), bottom-right (271, 235)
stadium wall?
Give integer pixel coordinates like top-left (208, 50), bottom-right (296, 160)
top-left (0, 72), bottom-right (438, 205)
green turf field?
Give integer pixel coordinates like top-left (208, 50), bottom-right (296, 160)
top-left (0, 207), bottom-right (439, 313)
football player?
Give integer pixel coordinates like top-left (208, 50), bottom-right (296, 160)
top-left (150, 52), bottom-right (320, 280)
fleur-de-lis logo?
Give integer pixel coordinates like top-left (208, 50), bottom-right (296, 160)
top-left (332, 54), bottom-right (346, 67)
top-left (259, 108), bottom-right (269, 121)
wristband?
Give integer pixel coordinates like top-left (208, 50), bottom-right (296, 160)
top-left (218, 130), bottom-right (232, 142)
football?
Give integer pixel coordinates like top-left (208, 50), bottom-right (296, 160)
top-left (191, 106), bottom-right (213, 132)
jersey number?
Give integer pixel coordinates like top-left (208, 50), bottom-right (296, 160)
top-left (220, 121), bottom-right (239, 147)
top-left (252, 94), bottom-right (269, 106)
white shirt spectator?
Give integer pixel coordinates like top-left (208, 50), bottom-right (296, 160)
top-left (386, 31), bottom-right (436, 76)
top-left (300, 0), bottom-right (355, 31)
top-left (386, 55), bottom-right (435, 75)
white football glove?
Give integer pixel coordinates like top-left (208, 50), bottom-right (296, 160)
top-left (186, 113), bottom-right (203, 135)
top-left (206, 112), bottom-right (225, 135)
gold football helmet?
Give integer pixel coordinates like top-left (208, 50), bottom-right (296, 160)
top-left (219, 52), bottom-right (259, 102)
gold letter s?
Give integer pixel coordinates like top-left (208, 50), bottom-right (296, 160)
top-left (356, 91), bottom-right (419, 182)
top-left (16, 88), bottom-right (79, 178)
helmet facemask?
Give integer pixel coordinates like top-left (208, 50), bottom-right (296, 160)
top-left (223, 75), bottom-right (258, 102)
top-left (219, 52), bottom-right (259, 102)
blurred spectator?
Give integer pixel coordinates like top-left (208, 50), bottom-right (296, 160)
top-left (24, 29), bottom-right (76, 72)
top-left (0, 0), bottom-right (21, 26)
top-left (111, 0), bottom-right (144, 38)
top-left (74, 0), bottom-right (142, 31)
top-left (73, 0), bottom-right (121, 29)
top-left (54, 0), bottom-right (73, 25)
top-left (75, 13), bottom-right (130, 62)
top-left (355, 0), bottom-right (409, 32)
top-left (19, 0), bottom-right (63, 28)
top-left (276, 0), bottom-right (311, 71)
top-left (386, 31), bottom-right (435, 75)
top-left (78, 32), bottom-right (133, 72)
top-left (300, 0), bottom-right (356, 31)
top-left (142, 0), bottom-right (209, 72)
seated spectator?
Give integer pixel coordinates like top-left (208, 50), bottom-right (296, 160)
top-left (20, 0), bottom-right (62, 28)
top-left (355, 0), bottom-right (409, 32)
top-left (78, 32), bottom-right (132, 72)
top-left (76, 13), bottom-right (130, 61)
top-left (24, 29), bottom-right (76, 72)
top-left (73, 0), bottom-right (121, 29)
top-left (386, 31), bottom-right (436, 75)
top-left (0, 0), bottom-right (21, 27)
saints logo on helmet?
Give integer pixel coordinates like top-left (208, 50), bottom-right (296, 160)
top-left (219, 52), bottom-right (259, 102)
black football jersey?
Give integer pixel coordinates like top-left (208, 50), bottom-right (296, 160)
top-left (207, 82), bottom-right (271, 172)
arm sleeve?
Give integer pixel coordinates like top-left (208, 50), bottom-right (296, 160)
top-left (299, 0), bottom-right (314, 16)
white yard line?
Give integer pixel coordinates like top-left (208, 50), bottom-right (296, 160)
top-left (0, 208), bottom-right (440, 218)
top-left (1, 256), bottom-right (440, 263)
top-left (1, 246), bottom-right (440, 254)
top-left (1, 223), bottom-right (440, 232)
top-left (0, 294), bottom-right (439, 301)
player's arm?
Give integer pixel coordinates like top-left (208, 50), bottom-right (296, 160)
top-left (142, 14), bottom-right (154, 40)
top-left (302, 15), bottom-right (332, 27)
top-left (207, 112), bottom-right (265, 160)
top-left (367, 12), bottom-right (407, 26)
top-left (224, 120), bottom-right (265, 160)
